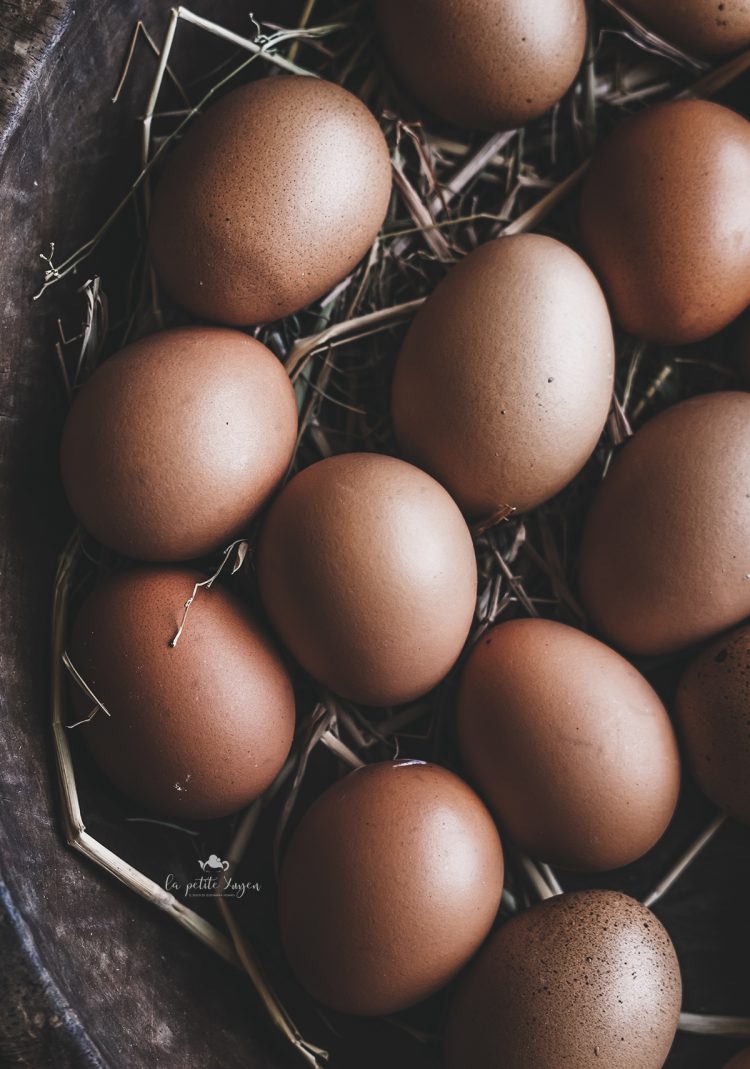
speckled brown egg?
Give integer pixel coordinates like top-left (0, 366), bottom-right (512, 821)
top-left (391, 235), bottom-right (615, 519)
top-left (376, 0), bottom-right (586, 130)
top-left (278, 760), bottom-right (504, 1015)
top-left (676, 624), bottom-right (750, 826)
top-left (67, 567), bottom-right (295, 819)
top-left (256, 453), bottom-right (477, 706)
top-left (445, 890), bottom-right (682, 1069)
top-left (457, 618), bottom-right (680, 871)
top-left (148, 77), bottom-right (392, 324)
top-left (579, 392), bottom-right (750, 655)
top-left (725, 1047), bottom-right (750, 1069)
top-left (623, 0), bottom-right (750, 56)
top-left (579, 100), bottom-right (750, 345)
top-left (60, 326), bottom-right (297, 561)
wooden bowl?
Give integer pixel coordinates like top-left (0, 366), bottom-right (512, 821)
top-left (0, 2), bottom-right (749, 1067)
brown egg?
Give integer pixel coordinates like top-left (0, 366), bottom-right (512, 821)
top-left (60, 327), bottom-right (297, 561)
top-left (445, 890), bottom-right (682, 1069)
top-left (67, 567), bottom-right (295, 819)
top-left (580, 100), bottom-right (750, 345)
top-left (149, 77), bottom-right (392, 325)
top-left (257, 453), bottom-right (477, 706)
top-left (457, 618), bottom-right (680, 871)
top-left (278, 760), bottom-right (504, 1015)
top-left (579, 392), bottom-right (750, 655)
top-left (725, 1048), bottom-right (750, 1069)
top-left (676, 625), bottom-right (750, 825)
top-left (391, 235), bottom-right (615, 519)
top-left (376, 0), bottom-right (586, 131)
top-left (623, 0), bottom-right (750, 56)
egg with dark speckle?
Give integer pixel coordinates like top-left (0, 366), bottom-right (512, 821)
top-left (623, 0), bottom-right (750, 56)
top-left (580, 100), bottom-right (750, 345)
top-left (279, 760), bottom-right (504, 1015)
top-left (445, 890), bottom-right (682, 1069)
top-left (376, 0), bottom-right (587, 130)
top-left (391, 235), bottom-right (615, 519)
top-left (61, 326), bottom-right (297, 562)
top-left (676, 624), bottom-right (750, 826)
top-left (149, 77), bottom-right (392, 324)
top-left (68, 567), bottom-right (295, 820)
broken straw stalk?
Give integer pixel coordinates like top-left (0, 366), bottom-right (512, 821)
top-left (52, 532), bottom-right (241, 969)
top-left (53, 530), bottom-right (331, 1066)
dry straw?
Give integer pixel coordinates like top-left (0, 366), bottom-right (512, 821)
top-left (46, 2), bottom-right (750, 1061)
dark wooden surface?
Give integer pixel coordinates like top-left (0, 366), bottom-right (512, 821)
top-left (0, 0), bottom-right (71, 153)
top-left (0, 2), bottom-right (749, 1068)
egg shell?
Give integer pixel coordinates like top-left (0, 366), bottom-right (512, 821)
top-left (256, 453), bottom-right (478, 706)
top-left (68, 567), bottom-right (295, 819)
top-left (391, 235), bottom-right (615, 518)
top-left (376, 0), bottom-right (586, 131)
top-left (623, 0), bottom-right (750, 56)
top-left (278, 760), bottom-right (504, 1015)
top-left (445, 890), bottom-right (681, 1069)
top-left (579, 391), bottom-right (750, 655)
top-left (148, 77), bottom-right (392, 325)
top-left (448, 889), bottom-right (683, 1069)
top-left (725, 1047), bottom-right (750, 1069)
top-left (60, 326), bottom-right (297, 562)
top-left (676, 624), bottom-right (750, 825)
top-left (579, 100), bottom-right (750, 345)
top-left (457, 618), bottom-right (680, 871)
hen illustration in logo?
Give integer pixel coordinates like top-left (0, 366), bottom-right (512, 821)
top-left (198, 853), bottom-right (229, 873)
top-left (165, 854), bottom-right (260, 898)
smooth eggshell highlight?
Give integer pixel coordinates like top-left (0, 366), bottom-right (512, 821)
top-left (457, 618), bottom-right (680, 871)
top-left (279, 760), bottom-right (504, 1015)
top-left (60, 326), bottom-right (297, 561)
top-left (149, 77), bottom-right (392, 325)
top-left (579, 100), bottom-right (750, 345)
top-left (69, 567), bottom-right (295, 820)
top-left (257, 453), bottom-right (478, 706)
top-left (579, 391), bottom-right (750, 656)
top-left (376, 0), bottom-right (586, 130)
top-left (392, 235), bottom-right (615, 519)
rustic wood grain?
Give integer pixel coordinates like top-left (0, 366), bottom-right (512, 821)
top-left (0, 0), bottom-right (71, 153)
